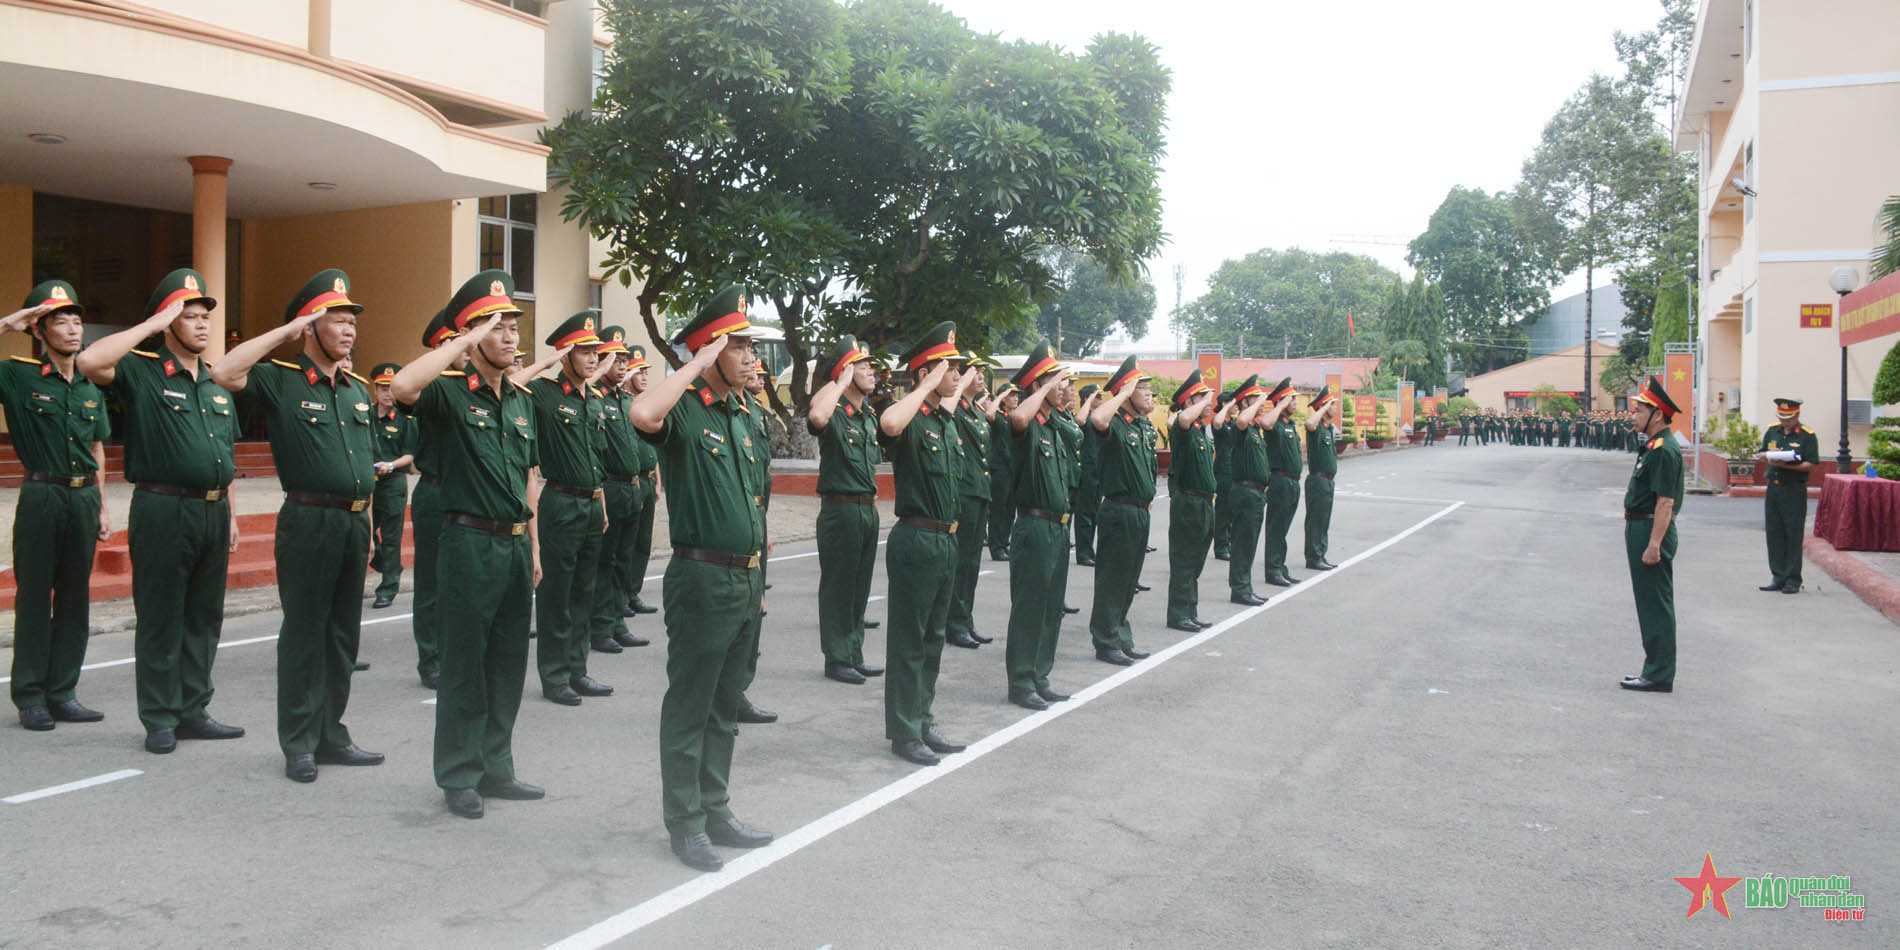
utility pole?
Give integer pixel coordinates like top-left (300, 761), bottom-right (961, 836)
top-left (1172, 264), bottom-right (1184, 356)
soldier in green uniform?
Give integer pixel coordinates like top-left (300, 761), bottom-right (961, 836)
top-left (1212, 388), bottom-right (1238, 560)
top-left (212, 269), bottom-right (383, 782)
top-left (1, 283), bottom-right (112, 731)
top-left (627, 285), bottom-right (774, 872)
top-left (809, 335), bottom-right (883, 681)
top-left (735, 361), bottom-right (781, 725)
top-left (391, 270), bottom-right (547, 818)
top-left (1086, 356), bottom-right (1159, 666)
top-left (1303, 390), bottom-right (1342, 572)
top-left (1620, 376), bottom-right (1683, 694)
top-left (1072, 383), bottom-right (1102, 567)
top-left (1164, 371), bottom-right (1223, 632)
top-left (407, 309), bottom-right (466, 690)
top-left (367, 362), bottom-right (415, 610)
top-left (78, 269), bottom-right (244, 754)
top-left (879, 322), bottom-right (976, 765)
top-left (1224, 376), bottom-right (1273, 606)
top-left (1757, 397), bottom-right (1820, 594)
top-left (527, 312), bottom-right (615, 705)
top-left (589, 329), bottom-right (655, 650)
top-left (987, 383), bottom-right (1019, 561)
top-left (1259, 377), bottom-right (1303, 588)
top-left (946, 353), bottom-right (1001, 650)
top-left (1002, 342), bottom-right (1078, 711)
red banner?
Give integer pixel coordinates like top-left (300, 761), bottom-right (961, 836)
top-left (1352, 395), bottom-right (1376, 430)
top-left (1421, 396), bottom-right (1438, 415)
top-left (1840, 270), bottom-right (1900, 345)
top-left (1198, 353), bottom-right (1222, 394)
top-left (1398, 382), bottom-right (1415, 431)
top-left (1663, 351), bottom-right (1694, 439)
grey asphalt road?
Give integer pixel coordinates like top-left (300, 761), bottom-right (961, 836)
top-left (2, 444), bottom-right (1894, 949)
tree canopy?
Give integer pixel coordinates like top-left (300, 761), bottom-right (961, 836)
top-left (1407, 186), bottom-right (1557, 374)
top-left (1176, 248), bottom-right (1398, 360)
top-left (995, 245), bottom-right (1156, 357)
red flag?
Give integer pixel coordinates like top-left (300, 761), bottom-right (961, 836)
top-left (1346, 311), bottom-right (1356, 337)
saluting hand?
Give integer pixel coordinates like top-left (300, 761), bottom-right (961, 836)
top-left (0, 303), bottom-right (55, 333)
top-left (923, 359), bottom-right (951, 389)
top-left (145, 296), bottom-right (186, 330)
top-left (690, 333), bottom-right (730, 368)
top-left (285, 310), bottom-right (324, 340)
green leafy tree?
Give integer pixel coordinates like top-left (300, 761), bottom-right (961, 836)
top-left (1598, 351), bottom-right (1647, 398)
top-left (995, 246), bottom-right (1156, 356)
top-left (1407, 186), bottom-right (1560, 373)
top-left (1645, 275), bottom-right (1692, 367)
top-left (1177, 248), bottom-right (1399, 359)
top-left (1874, 195), bottom-right (1900, 280)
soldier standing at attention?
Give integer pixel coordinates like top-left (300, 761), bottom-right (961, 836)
top-left (1303, 390), bottom-right (1342, 573)
top-left (78, 269), bottom-right (244, 754)
top-left (1757, 398), bottom-right (1819, 594)
top-left (946, 353), bottom-right (1000, 650)
top-left (735, 362), bottom-right (781, 726)
top-left (367, 362), bottom-right (415, 610)
top-left (1057, 383), bottom-right (1094, 616)
top-left (589, 329), bottom-right (653, 650)
top-left (1072, 383), bottom-right (1102, 567)
top-left (1620, 376), bottom-right (1684, 694)
top-left (1, 285), bottom-right (111, 732)
top-left (1212, 388), bottom-right (1238, 561)
top-left (213, 269), bottom-right (383, 783)
top-left (1163, 370), bottom-right (1223, 633)
top-left (1002, 342), bottom-right (1078, 711)
top-left (986, 383), bottom-right (1019, 561)
top-left (628, 285), bottom-right (773, 872)
top-left (1260, 378), bottom-right (1303, 588)
top-left (1086, 357), bottom-right (1159, 667)
top-left (391, 271), bottom-right (547, 818)
top-left (1223, 376), bottom-right (1273, 606)
top-left (407, 309), bottom-right (465, 689)
top-left (809, 336), bottom-right (883, 682)
top-left (621, 344), bottom-right (663, 619)
top-left (880, 322), bottom-right (975, 765)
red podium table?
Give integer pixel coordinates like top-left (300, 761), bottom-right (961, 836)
top-left (1813, 474), bottom-right (1900, 552)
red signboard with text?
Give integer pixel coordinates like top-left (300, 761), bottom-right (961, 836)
top-left (1839, 270), bottom-right (1900, 345)
top-left (1352, 395), bottom-right (1376, 429)
top-left (1800, 304), bottom-right (1833, 328)
top-left (1663, 351), bottom-right (1694, 439)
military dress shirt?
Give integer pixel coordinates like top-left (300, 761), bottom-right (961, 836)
top-left (1228, 420), bottom-right (1269, 484)
top-left (1306, 423), bottom-right (1340, 477)
top-left (954, 400), bottom-right (992, 502)
top-left (0, 357), bottom-right (109, 479)
top-left (880, 400), bottom-right (963, 522)
top-left (111, 348), bottom-right (238, 490)
top-left (1759, 424), bottom-right (1820, 486)
top-left (596, 388), bottom-right (643, 478)
top-left (412, 371), bottom-right (538, 523)
top-left (1168, 416), bottom-right (1216, 495)
top-left (1010, 409), bottom-right (1077, 513)
top-left (373, 407), bottom-right (417, 474)
top-left (1093, 410), bottom-right (1157, 503)
top-left (813, 398), bottom-right (880, 496)
top-left (529, 377), bottom-right (604, 490)
top-left (245, 355), bottom-right (376, 499)
top-left (1265, 418), bottom-right (1302, 478)
top-left (1624, 430), bottom-right (1684, 516)
top-left (640, 383), bottom-right (767, 556)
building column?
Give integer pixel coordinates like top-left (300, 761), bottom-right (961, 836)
top-left (187, 155), bottom-right (231, 359)
top-left (308, 0), bottom-right (332, 58)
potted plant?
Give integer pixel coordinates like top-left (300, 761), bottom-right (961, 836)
top-left (1712, 412), bottom-right (1763, 486)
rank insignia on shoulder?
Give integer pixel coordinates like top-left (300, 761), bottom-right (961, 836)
top-left (468, 374), bottom-right (482, 391)
top-left (1648, 436), bottom-right (1664, 449)
top-left (699, 388), bottom-right (715, 406)
top-left (8, 355), bottom-right (40, 364)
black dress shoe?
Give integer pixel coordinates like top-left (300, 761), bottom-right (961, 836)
top-left (444, 788), bottom-right (484, 819)
top-left (1306, 560), bottom-right (1337, 571)
top-left (478, 777), bottom-right (545, 800)
top-left (572, 676), bottom-right (614, 697)
top-left (286, 754), bottom-right (318, 783)
top-left (863, 619), bottom-right (880, 629)
top-left (1009, 689), bottom-right (1049, 711)
top-left (825, 662), bottom-right (866, 685)
top-left (175, 717), bottom-right (244, 740)
top-left (1077, 556), bottom-right (1096, 567)
top-left (1280, 571), bottom-right (1300, 584)
top-left (891, 738), bottom-right (941, 766)
top-left (947, 631), bottom-right (981, 649)
top-left (969, 630), bottom-right (993, 644)
top-left (921, 728), bottom-right (966, 754)
top-left (50, 699), bottom-right (103, 723)
top-left (1145, 545), bottom-right (1157, 553)
top-left (145, 728), bottom-right (176, 754)
top-left (372, 595), bottom-right (394, 609)
top-left (1213, 551), bottom-right (1230, 561)
top-left (315, 743), bottom-right (385, 766)
top-left (543, 684), bottom-right (583, 706)
top-left (855, 665), bottom-right (883, 677)
top-left (354, 661), bottom-right (370, 672)
top-left (1263, 573), bottom-right (1292, 588)
top-left (763, 583), bottom-right (773, 591)
top-left (1035, 685), bottom-right (1070, 703)
top-left (1124, 647), bottom-right (1151, 660)
top-left (990, 551), bottom-right (1010, 562)
top-left (19, 706), bottom-right (54, 731)
top-left (632, 598), bottom-right (658, 615)
top-left (1230, 592), bottom-right (1268, 606)
top-left (1758, 581), bottom-right (1784, 591)
top-left (1135, 583), bottom-right (1152, 592)
top-left (1619, 677), bottom-right (1674, 693)
top-left (1062, 604), bottom-right (1080, 615)
top-left (615, 631), bottom-right (650, 648)
top-left (420, 670), bottom-right (439, 690)
top-left (706, 818), bottom-right (773, 848)
top-left (621, 604), bottom-right (639, 618)
top-left (591, 638), bottom-right (623, 654)
top-left (736, 702), bottom-right (778, 724)
top-left (1167, 620), bottom-right (1203, 632)
top-left (670, 832), bottom-right (722, 871)
top-left (1781, 584), bottom-right (1801, 595)
top-left (1095, 647), bottom-right (1134, 666)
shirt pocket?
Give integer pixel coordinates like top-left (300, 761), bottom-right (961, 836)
top-left (505, 411), bottom-right (534, 467)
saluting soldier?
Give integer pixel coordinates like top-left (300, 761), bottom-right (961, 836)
top-left (1212, 388), bottom-right (1238, 560)
top-left (367, 362), bottom-right (415, 610)
top-left (528, 312), bottom-right (615, 706)
top-left (621, 344), bottom-right (663, 619)
top-left (1758, 397), bottom-right (1819, 594)
top-left (880, 322), bottom-right (976, 765)
top-left (1, 283), bottom-right (112, 731)
top-left (212, 269), bottom-right (382, 782)
top-left (1620, 376), bottom-right (1684, 694)
top-left (391, 271), bottom-right (547, 819)
top-left (1072, 383), bottom-right (1102, 567)
top-left (78, 269), bottom-right (244, 754)
top-left (946, 352), bottom-right (1001, 650)
top-left (1303, 389), bottom-right (1342, 573)
top-left (408, 309), bottom-right (465, 689)
top-left (1163, 370), bottom-right (1222, 632)
top-left (1259, 377), bottom-right (1303, 588)
top-left (1056, 381), bottom-right (1093, 616)
top-left (1224, 376), bottom-right (1271, 606)
top-left (986, 383), bottom-right (1019, 561)
top-left (589, 328), bottom-right (654, 650)
top-left (1086, 357), bottom-right (1159, 666)
top-left (809, 335), bottom-right (883, 682)
top-left (735, 361), bottom-right (781, 726)
top-left (1002, 342), bottom-right (1079, 711)
top-left (627, 285), bottom-right (774, 872)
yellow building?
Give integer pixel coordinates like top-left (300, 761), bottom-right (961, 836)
top-left (1675, 0), bottom-right (1900, 457)
top-left (0, 0), bottom-right (650, 370)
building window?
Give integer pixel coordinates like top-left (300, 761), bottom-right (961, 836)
top-left (588, 280), bottom-right (604, 311)
top-left (1742, 143), bottom-right (1754, 223)
top-left (487, 0), bottom-right (545, 15)
top-left (1743, 296), bottom-right (1753, 335)
top-left (477, 194), bottom-right (536, 298)
top-left (591, 45), bottom-right (607, 109)
top-left (1743, 0), bottom-right (1753, 62)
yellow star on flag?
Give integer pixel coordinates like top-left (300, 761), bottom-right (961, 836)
top-left (1672, 369), bottom-right (1686, 381)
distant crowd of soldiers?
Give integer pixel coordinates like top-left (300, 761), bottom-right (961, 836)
top-left (1454, 408), bottom-right (1642, 452)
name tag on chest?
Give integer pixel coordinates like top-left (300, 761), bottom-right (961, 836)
top-left (300, 400), bottom-right (328, 412)
top-left (30, 391), bottom-right (54, 403)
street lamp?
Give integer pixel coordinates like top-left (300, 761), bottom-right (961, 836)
top-left (1827, 265), bottom-right (1859, 475)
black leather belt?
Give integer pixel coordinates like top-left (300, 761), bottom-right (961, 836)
top-left (27, 471), bottom-right (94, 488)
top-left (674, 546), bottom-right (761, 569)
top-left (137, 482), bottom-right (227, 502)
top-left (446, 512), bottom-right (528, 536)
top-left (823, 492), bottom-right (877, 506)
top-left (545, 480), bottom-right (603, 499)
top-left (1019, 507), bottom-right (1070, 525)
top-left (1178, 489), bottom-right (1215, 500)
top-left (1624, 510), bottom-right (1652, 522)
top-left (1103, 495), bottom-right (1151, 509)
top-left (418, 474), bottom-right (441, 486)
top-left (286, 491), bottom-right (370, 512)
top-left (604, 473), bottom-right (637, 484)
top-left (897, 516), bottom-right (957, 533)
top-left (1310, 471), bottom-right (1334, 481)
top-left (1233, 479), bottom-right (1266, 492)
top-left (1270, 470), bottom-right (1298, 480)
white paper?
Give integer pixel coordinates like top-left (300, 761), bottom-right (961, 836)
top-left (1763, 449), bottom-right (1800, 462)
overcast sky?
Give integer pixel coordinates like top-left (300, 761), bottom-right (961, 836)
top-left (936, 0), bottom-right (1669, 349)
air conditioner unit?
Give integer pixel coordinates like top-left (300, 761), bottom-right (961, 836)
top-left (1725, 387), bottom-right (1740, 407)
top-left (1849, 399), bottom-right (1873, 426)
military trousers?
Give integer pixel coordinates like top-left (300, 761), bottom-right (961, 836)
top-left (274, 499), bottom-right (371, 757)
top-left (370, 474), bottom-right (408, 599)
top-left (1225, 483), bottom-right (1266, 597)
top-left (433, 521), bottom-right (532, 789)
top-left (1004, 514), bottom-right (1071, 693)
top-left (535, 490), bottom-right (604, 690)
top-left (1073, 477), bottom-right (1100, 563)
top-left (626, 474), bottom-right (658, 606)
top-left (590, 478), bottom-right (639, 643)
top-left (1764, 482), bottom-right (1808, 588)
top-left (129, 489), bottom-right (230, 732)
top-left (1625, 518), bottom-right (1677, 685)
top-left (1088, 501), bottom-right (1149, 654)
top-left (1165, 490), bottom-right (1214, 626)
top-left (1263, 473), bottom-right (1301, 578)
top-left (1302, 475), bottom-right (1334, 565)
top-left (884, 523), bottom-right (957, 740)
top-left (9, 480), bottom-right (100, 710)
top-left (659, 558), bottom-right (764, 836)
top-left (816, 495), bottom-right (879, 666)
top-left (947, 494), bottom-right (989, 639)
top-left (987, 477), bottom-right (1015, 558)
top-left (410, 478), bottom-right (445, 677)
top-left (1212, 473), bottom-right (1236, 558)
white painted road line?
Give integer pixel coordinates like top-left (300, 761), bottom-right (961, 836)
top-left (544, 500), bottom-right (1466, 950)
top-left (0, 613), bottom-right (415, 685)
top-left (4, 769), bottom-right (142, 805)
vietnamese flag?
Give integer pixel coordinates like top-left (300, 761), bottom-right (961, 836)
top-left (1346, 311), bottom-right (1356, 337)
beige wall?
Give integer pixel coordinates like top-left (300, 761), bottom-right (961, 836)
top-left (1463, 342), bottom-right (1625, 412)
top-left (330, 0), bottom-right (545, 115)
top-left (136, 0), bottom-right (309, 48)
top-left (0, 185), bottom-right (31, 361)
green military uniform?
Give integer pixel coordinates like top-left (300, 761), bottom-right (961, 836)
top-left (368, 362), bottom-right (416, 604)
top-left (116, 269), bottom-right (241, 738)
top-left (1624, 378), bottom-right (1684, 689)
top-left (1087, 357), bottom-right (1157, 659)
top-left (1303, 391), bottom-right (1340, 569)
top-left (739, 368), bottom-right (774, 712)
top-left (1004, 342), bottom-right (1077, 703)
top-left (812, 336), bottom-right (881, 672)
top-left (591, 332), bottom-right (658, 648)
top-left (947, 364), bottom-right (996, 647)
top-left (409, 309), bottom-right (457, 685)
top-left (408, 271), bottom-right (539, 793)
top-left (986, 385), bottom-right (1017, 559)
top-left (1072, 384), bottom-right (1102, 564)
top-left (3, 281), bottom-right (108, 723)
top-left (1212, 389), bottom-right (1238, 559)
top-left (1261, 378), bottom-right (1302, 585)
top-left (1760, 399), bottom-right (1820, 592)
top-left (648, 285), bottom-right (769, 840)
top-left (1225, 377), bottom-right (1270, 600)
top-left (1166, 371), bottom-right (1217, 627)
top-left (529, 312), bottom-right (608, 699)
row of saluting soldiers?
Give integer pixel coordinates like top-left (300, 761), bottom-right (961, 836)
top-left (1455, 408), bottom-right (1642, 450)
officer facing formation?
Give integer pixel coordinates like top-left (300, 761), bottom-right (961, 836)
top-left (1086, 357), bottom-right (1159, 667)
top-left (1164, 370), bottom-right (1224, 633)
top-left (367, 361), bottom-right (415, 611)
top-left (589, 329), bottom-right (656, 651)
top-left (1758, 397), bottom-right (1819, 594)
top-left (1003, 342), bottom-right (1078, 711)
top-left (808, 335), bottom-right (883, 683)
top-left (1620, 376), bottom-right (1684, 694)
